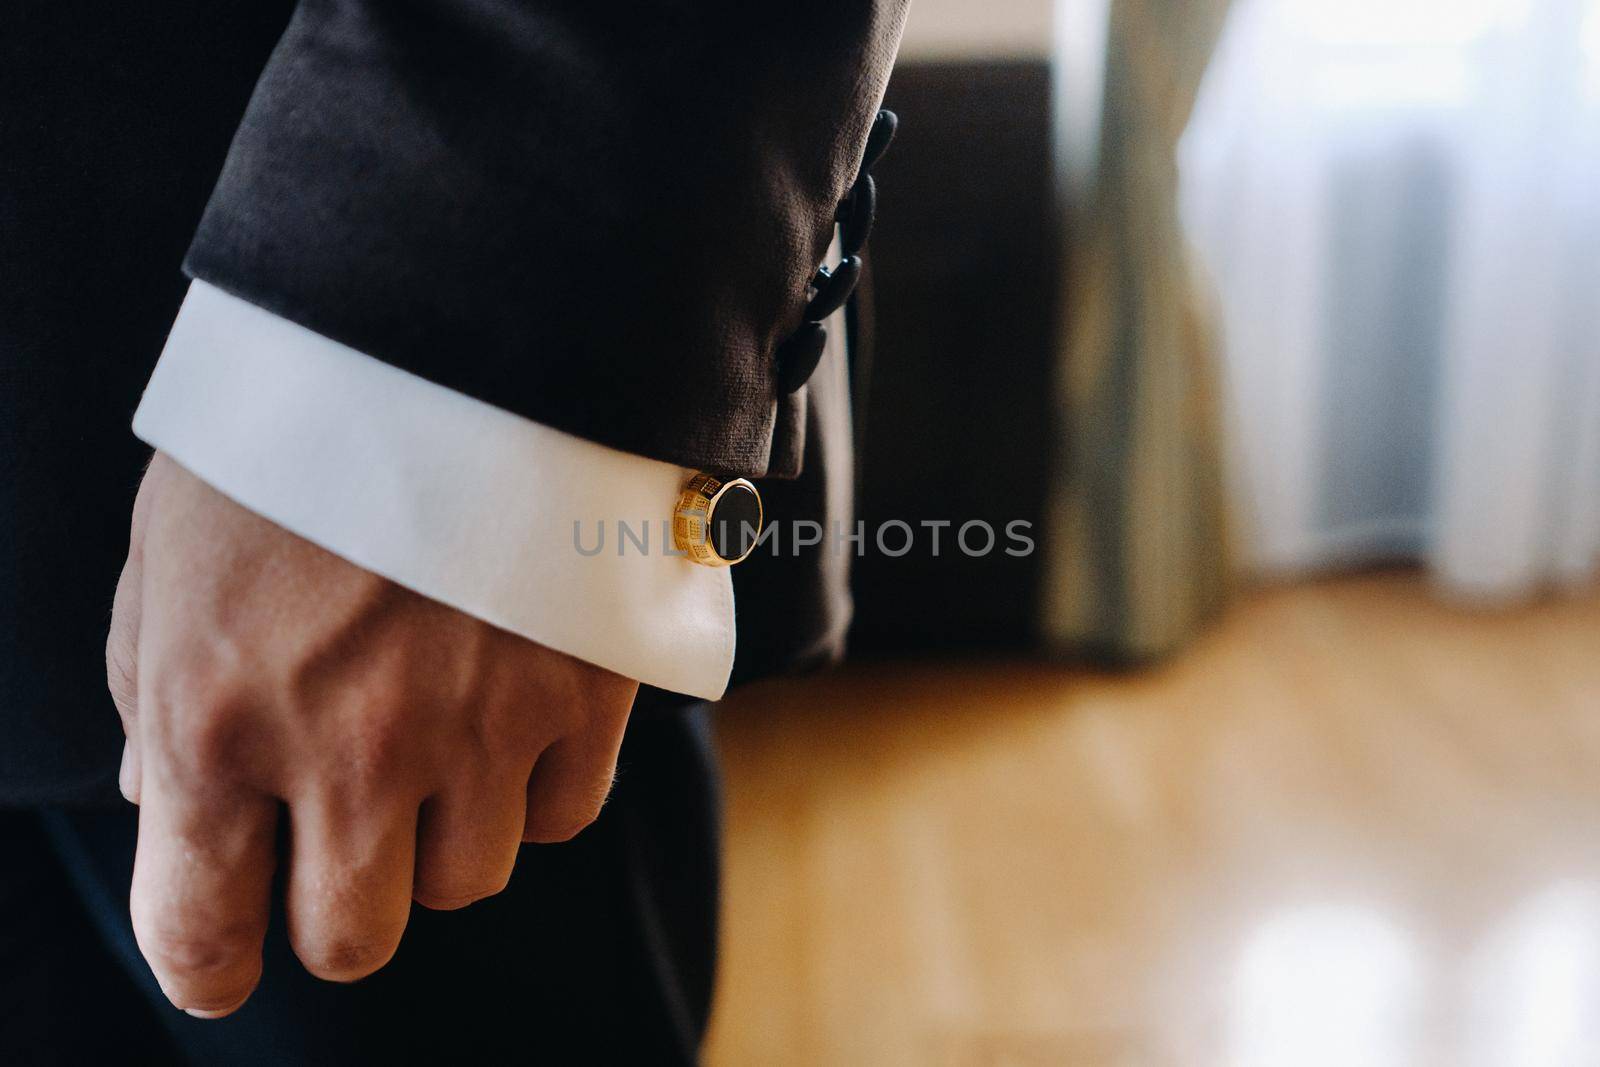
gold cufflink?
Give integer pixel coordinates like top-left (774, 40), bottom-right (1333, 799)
top-left (673, 472), bottom-right (763, 567)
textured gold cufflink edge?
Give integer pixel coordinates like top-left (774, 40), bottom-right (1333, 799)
top-left (673, 473), bottom-right (763, 567)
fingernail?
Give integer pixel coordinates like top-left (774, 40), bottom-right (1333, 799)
top-left (182, 995), bottom-right (251, 1019)
top-left (184, 1007), bottom-right (237, 1020)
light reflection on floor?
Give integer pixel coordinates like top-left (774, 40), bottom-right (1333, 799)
top-left (1219, 886), bottom-right (1600, 1067)
top-left (1230, 904), bottom-right (1419, 1067)
top-left (708, 575), bottom-right (1600, 1065)
top-left (1465, 883), bottom-right (1600, 1067)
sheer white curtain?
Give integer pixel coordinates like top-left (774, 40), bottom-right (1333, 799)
top-left (1179, 0), bottom-right (1600, 600)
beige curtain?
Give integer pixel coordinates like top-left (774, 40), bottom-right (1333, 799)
top-left (1042, 0), bottom-right (1235, 662)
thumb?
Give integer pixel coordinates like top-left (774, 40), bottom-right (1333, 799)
top-left (107, 480), bottom-right (149, 804)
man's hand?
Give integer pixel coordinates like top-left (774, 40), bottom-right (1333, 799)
top-left (104, 453), bottom-right (638, 1017)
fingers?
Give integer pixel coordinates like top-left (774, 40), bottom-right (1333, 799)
top-left (116, 454), bottom-right (653, 1008)
top-left (130, 780), bottom-right (277, 1017)
top-left (284, 790), bottom-right (419, 983)
top-left (522, 722), bottom-right (627, 844)
top-left (414, 772), bottom-right (528, 909)
top-left (107, 556), bottom-right (142, 803)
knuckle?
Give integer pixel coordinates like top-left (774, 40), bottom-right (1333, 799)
top-left (295, 934), bottom-right (397, 983)
top-left (164, 660), bottom-right (234, 714)
top-left (134, 921), bottom-right (258, 1004)
top-left (524, 783), bottom-right (610, 843)
top-left (575, 665), bottom-right (638, 721)
top-left (152, 639), bottom-right (242, 709)
top-left (412, 885), bottom-right (496, 911)
top-left (172, 707), bottom-right (254, 780)
top-left (340, 706), bottom-right (413, 786)
top-left (139, 928), bottom-right (239, 976)
top-left (523, 816), bottom-right (593, 844)
top-left (146, 658), bottom-right (256, 779)
top-left (413, 869), bottom-right (510, 911)
top-left (476, 703), bottom-right (544, 760)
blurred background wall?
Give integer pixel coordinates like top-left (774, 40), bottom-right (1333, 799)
top-left (856, 0), bottom-right (1236, 663)
top-left (854, 0), bottom-right (1600, 664)
top-left (1182, 0), bottom-right (1600, 602)
top-left (852, 1), bottom-right (1059, 655)
top-left (899, 0), bottom-right (1052, 56)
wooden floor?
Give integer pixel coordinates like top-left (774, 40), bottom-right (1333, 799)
top-left (705, 571), bottom-right (1600, 1066)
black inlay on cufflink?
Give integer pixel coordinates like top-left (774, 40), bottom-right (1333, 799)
top-left (710, 482), bottom-right (764, 562)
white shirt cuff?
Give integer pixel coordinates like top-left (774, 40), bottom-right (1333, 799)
top-left (133, 280), bottom-right (735, 701)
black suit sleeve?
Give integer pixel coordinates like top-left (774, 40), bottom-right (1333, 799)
top-left (182, 0), bottom-right (908, 478)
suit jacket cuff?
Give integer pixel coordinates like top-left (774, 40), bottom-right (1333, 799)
top-left (133, 281), bottom-right (735, 701)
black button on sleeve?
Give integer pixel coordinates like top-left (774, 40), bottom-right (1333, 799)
top-left (837, 173), bottom-right (876, 256)
top-left (859, 109), bottom-right (897, 175)
top-left (775, 321), bottom-right (828, 394)
top-left (805, 255), bottom-right (861, 322)
top-left (771, 110), bottom-right (898, 395)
